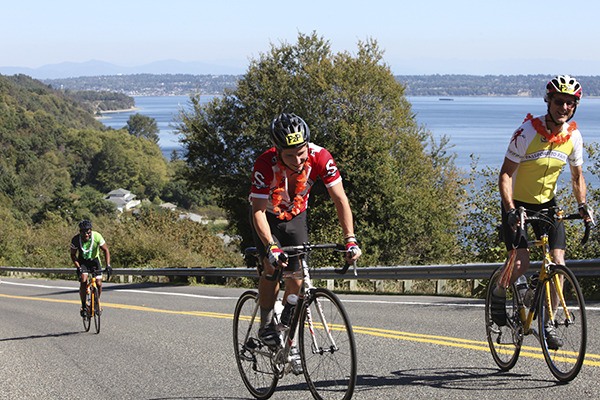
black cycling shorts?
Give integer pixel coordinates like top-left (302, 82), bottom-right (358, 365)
top-left (501, 198), bottom-right (566, 251)
top-left (79, 258), bottom-right (103, 277)
top-left (250, 209), bottom-right (309, 273)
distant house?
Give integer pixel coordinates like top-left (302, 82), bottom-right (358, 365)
top-left (105, 188), bottom-right (141, 212)
top-left (159, 202), bottom-right (178, 211)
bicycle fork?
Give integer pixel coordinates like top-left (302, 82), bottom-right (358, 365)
top-left (304, 291), bottom-right (339, 355)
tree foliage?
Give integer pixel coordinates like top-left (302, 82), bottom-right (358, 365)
top-left (0, 73), bottom-right (240, 271)
top-left (179, 32), bottom-right (464, 266)
top-left (0, 74), bottom-right (168, 222)
top-left (126, 113), bottom-right (159, 143)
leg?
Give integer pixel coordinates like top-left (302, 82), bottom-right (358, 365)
top-left (96, 276), bottom-right (103, 298)
top-left (491, 248), bottom-right (530, 326)
top-left (257, 258), bottom-right (282, 346)
top-left (79, 273), bottom-right (88, 308)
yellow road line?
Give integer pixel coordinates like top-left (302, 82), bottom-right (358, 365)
top-left (3, 293), bottom-right (599, 367)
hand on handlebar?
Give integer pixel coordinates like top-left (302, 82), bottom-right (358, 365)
top-left (105, 265), bottom-right (113, 281)
top-left (579, 203), bottom-right (596, 227)
top-left (344, 241), bottom-right (362, 263)
top-left (506, 208), bottom-right (520, 231)
top-left (266, 243), bottom-right (288, 268)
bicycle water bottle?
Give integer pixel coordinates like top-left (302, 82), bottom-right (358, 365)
top-left (516, 275), bottom-right (528, 303)
top-left (281, 294), bottom-right (298, 327)
top-left (523, 273), bottom-right (538, 308)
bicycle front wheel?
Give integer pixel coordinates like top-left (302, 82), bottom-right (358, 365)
top-left (299, 288), bottom-right (357, 400)
top-left (82, 291), bottom-right (91, 332)
top-left (233, 290), bottom-right (278, 400)
top-left (485, 267), bottom-right (522, 371)
top-left (537, 264), bottom-right (587, 382)
top-left (92, 287), bottom-right (101, 334)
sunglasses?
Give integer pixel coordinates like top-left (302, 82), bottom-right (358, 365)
top-left (552, 98), bottom-right (577, 109)
top-left (80, 229), bottom-right (92, 235)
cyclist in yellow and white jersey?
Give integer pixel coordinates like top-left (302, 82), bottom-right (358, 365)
top-left (492, 75), bottom-right (594, 349)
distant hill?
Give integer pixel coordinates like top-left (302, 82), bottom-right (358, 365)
top-left (0, 59), bottom-right (245, 79)
top-left (37, 73), bottom-right (600, 98)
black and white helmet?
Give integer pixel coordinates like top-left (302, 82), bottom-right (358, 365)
top-left (78, 220), bottom-right (93, 231)
top-left (270, 113), bottom-right (310, 149)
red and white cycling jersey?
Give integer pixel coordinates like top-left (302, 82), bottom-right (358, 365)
top-left (250, 143), bottom-right (342, 216)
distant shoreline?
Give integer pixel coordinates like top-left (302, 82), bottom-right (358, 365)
top-left (95, 107), bottom-right (139, 119)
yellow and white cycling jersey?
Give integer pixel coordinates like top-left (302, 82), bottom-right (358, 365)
top-left (505, 114), bottom-right (583, 204)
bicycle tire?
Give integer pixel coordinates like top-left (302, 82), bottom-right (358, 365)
top-left (93, 286), bottom-right (101, 334)
top-left (485, 267), bottom-right (522, 371)
top-left (299, 288), bottom-right (357, 400)
top-left (82, 290), bottom-right (91, 332)
top-left (537, 264), bottom-right (587, 382)
top-left (233, 290), bottom-right (278, 399)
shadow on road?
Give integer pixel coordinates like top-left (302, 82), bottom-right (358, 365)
top-left (355, 367), bottom-right (562, 392)
top-left (0, 330), bottom-right (81, 342)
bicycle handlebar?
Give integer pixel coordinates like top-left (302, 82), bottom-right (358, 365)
top-left (74, 267), bottom-right (112, 281)
top-left (244, 242), bottom-right (358, 280)
top-left (515, 206), bottom-right (592, 246)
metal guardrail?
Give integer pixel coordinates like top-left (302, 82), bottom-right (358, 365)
top-left (2, 259), bottom-right (600, 280)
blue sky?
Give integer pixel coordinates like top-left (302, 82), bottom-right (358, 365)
top-left (3, 0), bottom-right (600, 75)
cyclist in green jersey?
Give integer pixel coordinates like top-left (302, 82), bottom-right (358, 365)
top-left (70, 220), bottom-right (112, 316)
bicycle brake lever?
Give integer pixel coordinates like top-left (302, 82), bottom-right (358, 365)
top-left (582, 221), bottom-right (591, 246)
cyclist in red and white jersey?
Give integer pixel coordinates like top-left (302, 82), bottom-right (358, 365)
top-left (249, 112), bottom-right (361, 363)
top-left (492, 75), bottom-right (594, 348)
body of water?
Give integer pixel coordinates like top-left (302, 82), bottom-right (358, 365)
top-left (98, 95), bottom-right (600, 186)
top-left (99, 95), bottom-right (211, 158)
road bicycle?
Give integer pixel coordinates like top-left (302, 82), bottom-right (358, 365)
top-left (233, 243), bottom-right (358, 400)
top-left (80, 268), bottom-right (110, 334)
top-left (485, 206), bottom-right (590, 382)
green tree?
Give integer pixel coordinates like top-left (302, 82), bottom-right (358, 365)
top-left (126, 113), bottom-right (159, 143)
top-left (179, 32), bottom-right (463, 266)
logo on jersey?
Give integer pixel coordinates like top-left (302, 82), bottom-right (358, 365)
top-left (510, 128), bottom-right (524, 146)
top-left (325, 159), bottom-right (338, 177)
top-left (252, 171), bottom-right (268, 189)
top-left (285, 132), bottom-right (304, 146)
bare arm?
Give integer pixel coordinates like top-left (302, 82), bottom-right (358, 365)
top-left (327, 181), bottom-right (361, 262)
top-left (100, 243), bottom-right (111, 266)
top-left (70, 247), bottom-right (80, 268)
top-left (251, 197), bottom-right (275, 248)
top-left (498, 157), bottom-right (520, 212)
top-left (327, 181), bottom-right (354, 239)
top-left (570, 164), bottom-right (587, 205)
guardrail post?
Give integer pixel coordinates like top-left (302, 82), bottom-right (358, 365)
top-left (436, 279), bottom-right (447, 295)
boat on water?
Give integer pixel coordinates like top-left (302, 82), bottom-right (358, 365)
top-left (439, 98), bottom-right (454, 101)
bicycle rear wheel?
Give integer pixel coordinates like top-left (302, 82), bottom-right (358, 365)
top-left (485, 267), bottom-right (522, 371)
top-left (299, 288), bottom-right (356, 400)
top-left (537, 264), bottom-right (587, 382)
top-left (233, 290), bottom-right (278, 399)
top-left (92, 287), bottom-right (101, 334)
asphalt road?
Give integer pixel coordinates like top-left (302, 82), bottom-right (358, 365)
top-left (1, 277), bottom-right (599, 399)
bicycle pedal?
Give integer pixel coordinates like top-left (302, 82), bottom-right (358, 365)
top-left (245, 337), bottom-right (260, 350)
